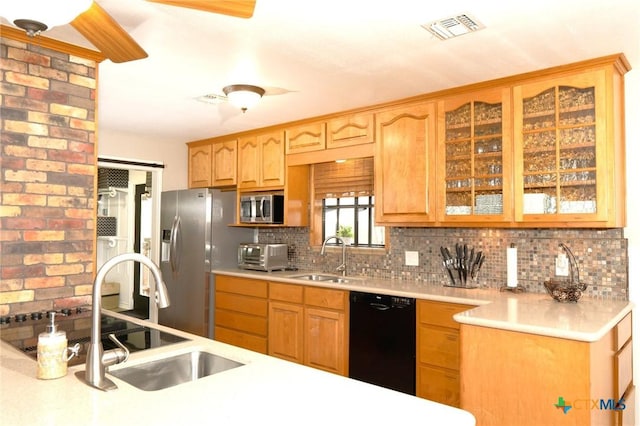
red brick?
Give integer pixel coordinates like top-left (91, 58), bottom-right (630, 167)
top-left (65, 208), bottom-right (94, 219)
top-left (48, 149), bottom-right (87, 163)
top-left (0, 57), bottom-right (27, 73)
top-left (4, 95), bottom-right (48, 112)
top-left (5, 71), bottom-right (49, 90)
top-left (46, 264), bottom-right (84, 276)
top-left (27, 87), bottom-right (68, 103)
top-left (3, 217), bottom-right (47, 229)
top-left (68, 140), bottom-right (96, 156)
top-left (48, 218), bottom-right (85, 230)
top-left (49, 126), bottom-right (88, 141)
top-left (7, 47), bottom-right (51, 66)
top-left (35, 286), bottom-right (73, 300)
top-left (3, 193), bottom-right (47, 206)
top-left (23, 230), bottom-right (64, 241)
top-left (0, 230), bottom-right (22, 241)
top-left (25, 276), bottom-right (65, 289)
top-left (1, 264), bottom-right (45, 279)
top-left (54, 296), bottom-right (92, 310)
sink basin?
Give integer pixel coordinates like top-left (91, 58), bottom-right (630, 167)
top-left (291, 274), bottom-right (356, 284)
top-left (291, 273), bottom-right (340, 281)
top-left (109, 350), bottom-right (244, 391)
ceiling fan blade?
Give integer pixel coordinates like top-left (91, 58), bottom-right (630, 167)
top-left (71, 2), bottom-right (148, 63)
top-left (146, 0), bottom-right (256, 18)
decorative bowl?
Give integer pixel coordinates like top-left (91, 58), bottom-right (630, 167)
top-left (543, 279), bottom-right (586, 303)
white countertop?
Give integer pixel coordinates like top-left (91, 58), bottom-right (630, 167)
top-left (0, 311), bottom-right (475, 426)
top-left (214, 268), bottom-right (634, 342)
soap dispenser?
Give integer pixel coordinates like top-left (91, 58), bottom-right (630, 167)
top-left (36, 312), bottom-right (78, 380)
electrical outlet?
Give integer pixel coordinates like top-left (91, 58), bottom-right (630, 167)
top-left (404, 251), bottom-right (419, 266)
top-left (555, 253), bottom-right (569, 276)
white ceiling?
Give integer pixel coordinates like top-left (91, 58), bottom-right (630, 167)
top-left (5, 0), bottom-right (640, 143)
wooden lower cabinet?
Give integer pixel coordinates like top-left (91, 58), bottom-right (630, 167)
top-left (214, 275), bottom-right (268, 354)
top-left (268, 282), bottom-right (348, 376)
top-left (268, 282), bottom-right (304, 364)
top-left (460, 314), bottom-right (634, 426)
top-left (416, 300), bottom-right (473, 406)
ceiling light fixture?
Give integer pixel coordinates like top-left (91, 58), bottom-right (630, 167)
top-left (2, 0), bottom-right (93, 37)
top-left (422, 14), bottom-right (484, 40)
top-left (222, 84), bottom-right (265, 113)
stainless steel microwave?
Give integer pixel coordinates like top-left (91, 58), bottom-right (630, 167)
top-left (239, 193), bottom-right (284, 224)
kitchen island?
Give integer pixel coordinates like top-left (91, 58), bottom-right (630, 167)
top-left (0, 310), bottom-right (475, 426)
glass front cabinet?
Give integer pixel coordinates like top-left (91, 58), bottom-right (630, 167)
top-left (437, 88), bottom-right (513, 223)
top-left (513, 62), bottom-right (628, 227)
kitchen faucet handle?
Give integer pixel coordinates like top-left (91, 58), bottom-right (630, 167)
top-left (104, 333), bottom-right (130, 365)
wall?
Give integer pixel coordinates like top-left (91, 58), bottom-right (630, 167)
top-left (0, 37), bottom-right (96, 316)
top-left (96, 128), bottom-right (187, 192)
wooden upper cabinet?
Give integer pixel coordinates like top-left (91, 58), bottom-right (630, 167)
top-left (188, 143), bottom-right (212, 188)
top-left (437, 87), bottom-right (513, 224)
top-left (238, 130), bottom-right (285, 189)
top-left (375, 102), bottom-right (437, 223)
top-left (238, 136), bottom-right (260, 188)
top-left (285, 122), bottom-right (326, 154)
top-left (326, 112), bottom-right (374, 148)
top-left (212, 139), bottom-right (237, 187)
top-left (513, 59), bottom-right (628, 227)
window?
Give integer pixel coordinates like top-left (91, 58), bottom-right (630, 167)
top-left (322, 196), bottom-right (384, 247)
top-left (313, 157), bottom-right (385, 248)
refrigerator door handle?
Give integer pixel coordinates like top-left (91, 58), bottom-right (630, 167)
top-left (169, 215), bottom-right (181, 273)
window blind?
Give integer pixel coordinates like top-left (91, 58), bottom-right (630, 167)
top-left (313, 157), bottom-right (374, 198)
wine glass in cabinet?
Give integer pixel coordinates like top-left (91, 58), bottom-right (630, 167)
top-left (437, 87), bottom-right (512, 223)
top-left (512, 66), bottom-right (626, 226)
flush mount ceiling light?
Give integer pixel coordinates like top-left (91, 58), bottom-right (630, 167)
top-left (222, 84), bottom-right (266, 113)
top-left (422, 13), bottom-right (485, 40)
top-left (2, 0), bottom-right (93, 37)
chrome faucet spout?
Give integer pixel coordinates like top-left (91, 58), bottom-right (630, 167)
top-left (84, 253), bottom-right (170, 391)
top-left (321, 236), bottom-right (347, 276)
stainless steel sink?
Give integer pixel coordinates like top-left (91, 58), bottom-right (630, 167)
top-left (291, 273), bottom-right (339, 281)
top-left (290, 274), bottom-right (356, 284)
top-left (109, 350), bottom-right (244, 391)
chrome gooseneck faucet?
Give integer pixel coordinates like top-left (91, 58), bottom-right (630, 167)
top-left (84, 253), bottom-right (170, 391)
top-left (320, 235), bottom-right (347, 276)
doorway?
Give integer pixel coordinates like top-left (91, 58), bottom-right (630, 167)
top-left (97, 158), bottom-right (163, 320)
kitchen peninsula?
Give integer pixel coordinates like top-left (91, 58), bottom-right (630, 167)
top-left (0, 309), bottom-right (475, 426)
top-left (212, 268), bottom-right (634, 425)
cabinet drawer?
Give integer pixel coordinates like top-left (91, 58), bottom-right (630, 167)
top-left (615, 313), bottom-right (632, 351)
top-left (216, 292), bottom-right (268, 317)
top-left (616, 340), bottom-right (633, 399)
top-left (270, 282), bottom-right (304, 303)
top-left (216, 275), bottom-right (268, 298)
top-left (215, 309), bottom-right (267, 336)
top-left (305, 286), bottom-right (346, 310)
top-left (418, 326), bottom-right (459, 369)
top-left (417, 364), bottom-right (460, 407)
top-left (418, 300), bottom-right (473, 329)
top-left (214, 327), bottom-right (267, 354)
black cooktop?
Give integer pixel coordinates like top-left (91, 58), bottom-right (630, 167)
top-left (0, 307), bottom-right (188, 366)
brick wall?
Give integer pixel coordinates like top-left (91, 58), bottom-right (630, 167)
top-left (0, 37), bottom-right (97, 316)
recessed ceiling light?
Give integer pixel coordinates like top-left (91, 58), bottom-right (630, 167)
top-left (422, 13), bottom-right (485, 40)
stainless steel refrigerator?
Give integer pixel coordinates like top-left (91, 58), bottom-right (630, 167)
top-left (158, 188), bottom-right (253, 338)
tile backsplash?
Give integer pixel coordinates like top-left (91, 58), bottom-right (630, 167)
top-left (258, 227), bottom-right (628, 300)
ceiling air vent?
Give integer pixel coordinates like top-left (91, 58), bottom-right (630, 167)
top-left (422, 14), bottom-right (485, 40)
top-left (195, 93), bottom-right (227, 105)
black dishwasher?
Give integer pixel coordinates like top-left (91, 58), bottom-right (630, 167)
top-left (349, 291), bottom-right (416, 395)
